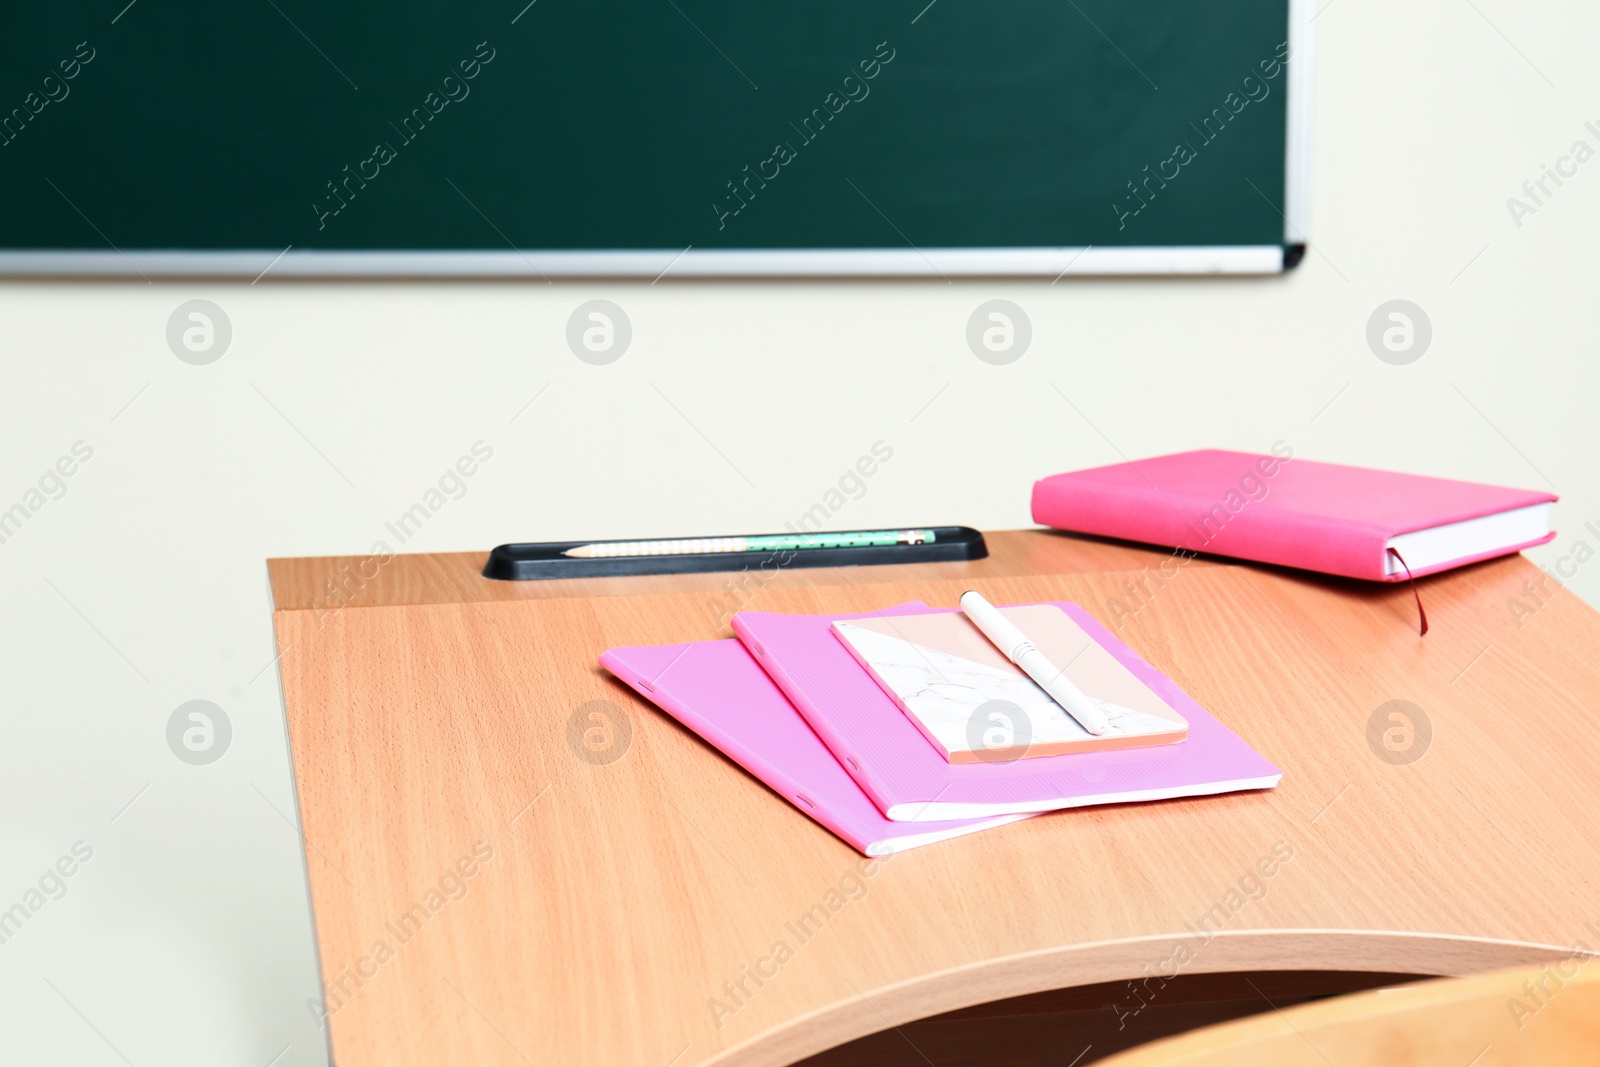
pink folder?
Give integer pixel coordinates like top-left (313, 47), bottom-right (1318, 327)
top-left (732, 602), bottom-right (1281, 821)
top-left (1031, 449), bottom-right (1556, 582)
top-left (599, 618), bottom-right (1032, 855)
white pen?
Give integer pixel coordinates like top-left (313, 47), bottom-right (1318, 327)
top-left (959, 590), bottom-right (1111, 736)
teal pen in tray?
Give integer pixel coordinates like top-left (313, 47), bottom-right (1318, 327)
top-left (563, 529), bottom-right (937, 558)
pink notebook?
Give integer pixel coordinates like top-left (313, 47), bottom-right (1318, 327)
top-left (733, 602), bottom-right (1281, 821)
top-left (1031, 449), bottom-right (1556, 582)
top-left (599, 623), bottom-right (1031, 855)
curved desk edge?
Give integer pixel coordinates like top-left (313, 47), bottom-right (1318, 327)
top-left (707, 930), bottom-right (1594, 1067)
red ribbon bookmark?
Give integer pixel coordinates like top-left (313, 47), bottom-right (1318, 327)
top-left (1387, 548), bottom-right (1429, 636)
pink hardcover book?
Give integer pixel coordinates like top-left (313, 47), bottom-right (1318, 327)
top-left (599, 621), bottom-right (1032, 855)
top-left (732, 602), bottom-right (1281, 821)
top-left (1031, 448), bottom-right (1556, 582)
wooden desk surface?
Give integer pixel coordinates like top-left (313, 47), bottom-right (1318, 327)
top-left (268, 531), bottom-right (1600, 1067)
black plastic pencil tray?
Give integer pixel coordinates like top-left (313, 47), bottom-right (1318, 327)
top-left (482, 526), bottom-right (987, 580)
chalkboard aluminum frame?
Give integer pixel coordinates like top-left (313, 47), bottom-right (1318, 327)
top-left (0, 0), bottom-right (1313, 279)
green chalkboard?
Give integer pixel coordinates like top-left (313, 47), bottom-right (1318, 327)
top-left (0, 1), bottom-right (1295, 265)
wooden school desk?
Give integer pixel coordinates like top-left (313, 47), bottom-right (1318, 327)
top-left (266, 530), bottom-right (1600, 1067)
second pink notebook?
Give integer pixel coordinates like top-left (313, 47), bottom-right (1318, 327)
top-left (733, 602), bottom-right (1282, 822)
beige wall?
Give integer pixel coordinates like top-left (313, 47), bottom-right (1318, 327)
top-left (2, 4), bottom-right (1597, 1064)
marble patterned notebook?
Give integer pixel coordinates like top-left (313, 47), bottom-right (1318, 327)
top-left (832, 604), bottom-right (1187, 763)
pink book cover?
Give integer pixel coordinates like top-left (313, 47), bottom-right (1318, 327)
top-left (1031, 448), bottom-right (1557, 582)
top-left (732, 602), bottom-right (1281, 822)
top-left (599, 620), bottom-right (1031, 856)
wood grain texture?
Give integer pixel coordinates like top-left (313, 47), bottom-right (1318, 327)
top-left (268, 531), bottom-right (1600, 1067)
top-left (1095, 962), bottom-right (1600, 1066)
